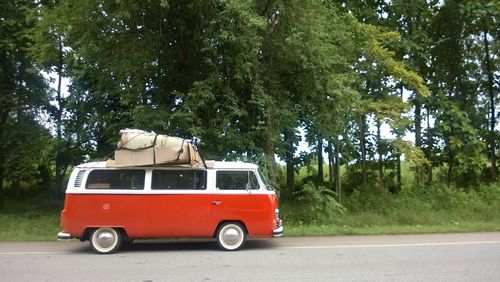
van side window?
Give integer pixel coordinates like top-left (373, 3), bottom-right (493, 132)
top-left (86, 170), bottom-right (145, 190)
top-left (152, 170), bottom-right (207, 190)
top-left (216, 171), bottom-right (260, 190)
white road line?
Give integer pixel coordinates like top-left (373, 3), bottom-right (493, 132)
top-left (0, 251), bottom-right (68, 255)
top-left (282, 240), bottom-right (500, 250)
top-left (1, 240), bottom-right (499, 254)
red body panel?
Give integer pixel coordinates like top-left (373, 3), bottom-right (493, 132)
top-left (61, 193), bottom-right (278, 239)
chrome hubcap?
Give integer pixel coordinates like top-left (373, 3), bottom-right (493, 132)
top-left (223, 228), bottom-right (240, 245)
top-left (96, 231), bottom-right (115, 248)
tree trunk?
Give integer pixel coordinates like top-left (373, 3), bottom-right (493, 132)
top-left (396, 154), bottom-right (401, 192)
top-left (334, 138), bottom-right (342, 203)
top-left (327, 141), bottom-right (334, 185)
top-left (426, 107), bottom-right (433, 184)
top-left (414, 94), bottom-right (422, 186)
top-left (447, 147), bottom-right (453, 187)
top-left (414, 97), bottom-right (422, 148)
top-left (284, 129), bottom-right (294, 195)
top-left (264, 115), bottom-right (278, 186)
top-left (360, 114), bottom-right (367, 187)
top-left (13, 180), bottom-right (21, 199)
top-left (55, 37), bottom-right (64, 198)
top-left (0, 109), bottom-right (8, 209)
top-left (265, 142), bottom-right (278, 187)
top-left (376, 118), bottom-right (383, 190)
top-left (483, 24), bottom-right (497, 180)
top-left (396, 84), bottom-right (403, 191)
top-left (0, 157), bottom-right (4, 210)
top-left (317, 138), bottom-right (324, 183)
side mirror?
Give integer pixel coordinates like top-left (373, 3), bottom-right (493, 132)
top-left (246, 183), bottom-right (252, 193)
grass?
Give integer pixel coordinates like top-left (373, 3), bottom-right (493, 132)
top-left (286, 223), bottom-right (500, 237)
top-left (284, 217), bottom-right (500, 237)
top-left (0, 196), bottom-right (62, 241)
top-left (282, 198), bottom-right (500, 237)
top-left (0, 212), bottom-right (60, 241)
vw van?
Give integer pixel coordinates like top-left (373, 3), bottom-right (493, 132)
top-left (57, 160), bottom-right (283, 254)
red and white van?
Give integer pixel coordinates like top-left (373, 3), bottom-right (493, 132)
top-left (57, 161), bottom-right (283, 254)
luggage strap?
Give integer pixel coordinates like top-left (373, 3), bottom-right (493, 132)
top-left (176, 139), bottom-right (185, 161)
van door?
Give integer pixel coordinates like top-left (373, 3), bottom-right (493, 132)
top-left (211, 170), bottom-right (272, 236)
top-left (148, 169), bottom-right (212, 237)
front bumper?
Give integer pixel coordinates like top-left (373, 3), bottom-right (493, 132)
top-left (273, 220), bottom-right (284, 237)
top-left (57, 231), bottom-right (72, 241)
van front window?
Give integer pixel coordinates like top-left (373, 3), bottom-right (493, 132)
top-left (216, 171), bottom-right (260, 190)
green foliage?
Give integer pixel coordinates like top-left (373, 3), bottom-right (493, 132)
top-left (0, 0), bottom-right (52, 200)
top-left (281, 182), bottom-right (345, 224)
top-left (343, 183), bottom-right (500, 224)
top-left (356, 24), bottom-right (429, 97)
top-left (394, 140), bottom-right (431, 168)
top-left (434, 98), bottom-right (487, 184)
top-left (280, 181), bottom-right (500, 236)
top-left (2, 116), bottom-right (53, 187)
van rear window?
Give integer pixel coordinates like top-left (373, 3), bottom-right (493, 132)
top-left (86, 170), bottom-right (145, 190)
top-left (152, 170), bottom-right (207, 190)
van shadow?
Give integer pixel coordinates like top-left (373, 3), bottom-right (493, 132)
top-left (118, 238), bottom-right (276, 253)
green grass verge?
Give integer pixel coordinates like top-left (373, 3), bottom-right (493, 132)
top-left (0, 196), bottom-right (62, 241)
top-left (285, 220), bottom-right (500, 237)
top-left (0, 212), bottom-right (60, 241)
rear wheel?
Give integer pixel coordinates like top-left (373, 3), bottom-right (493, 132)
top-left (90, 227), bottom-right (122, 254)
top-left (216, 222), bottom-right (246, 251)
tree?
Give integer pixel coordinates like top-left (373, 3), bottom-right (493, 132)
top-left (0, 0), bottom-right (50, 205)
top-left (30, 0), bottom-right (69, 196)
top-left (388, 0), bottom-right (436, 186)
top-left (340, 0), bottom-right (429, 192)
top-left (460, 0), bottom-right (499, 180)
top-left (427, 0), bottom-right (493, 186)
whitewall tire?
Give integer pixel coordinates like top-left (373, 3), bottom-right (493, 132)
top-left (216, 222), bottom-right (246, 251)
top-left (90, 227), bottom-right (122, 254)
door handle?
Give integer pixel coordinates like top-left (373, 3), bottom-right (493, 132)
top-left (212, 200), bottom-right (222, 206)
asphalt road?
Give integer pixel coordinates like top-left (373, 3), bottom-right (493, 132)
top-left (1, 232), bottom-right (499, 281)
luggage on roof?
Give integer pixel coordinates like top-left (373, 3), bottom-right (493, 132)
top-left (114, 129), bottom-right (203, 168)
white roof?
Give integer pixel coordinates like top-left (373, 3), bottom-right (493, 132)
top-left (76, 161), bottom-right (258, 170)
top-left (209, 161), bottom-right (258, 169)
top-left (76, 161), bottom-right (108, 168)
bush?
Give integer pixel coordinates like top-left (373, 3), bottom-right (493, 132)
top-left (342, 183), bottom-right (500, 226)
top-left (281, 183), bottom-right (345, 224)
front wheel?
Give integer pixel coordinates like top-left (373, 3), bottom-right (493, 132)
top-left (90, 227), bottom-right (122, 254)
top-left (216, 222), bottom-right (246, 251)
